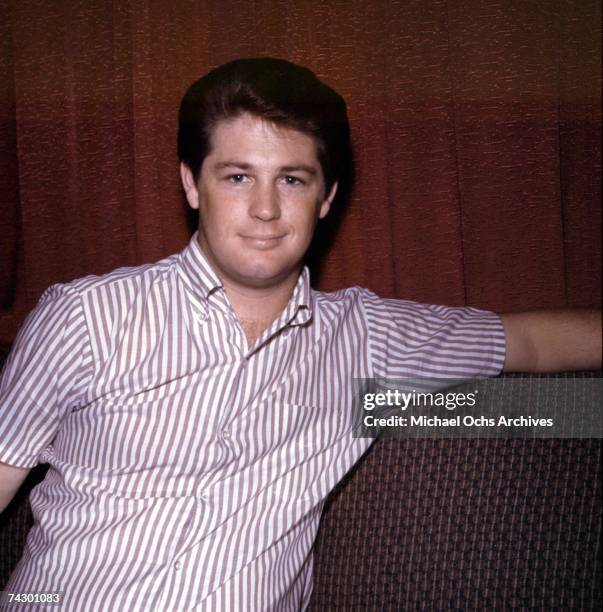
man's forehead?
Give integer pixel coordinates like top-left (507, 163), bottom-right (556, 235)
top-left (204, 113), bottom-right (322, 168)
top-left (208, 113), bottom-right (319, 151)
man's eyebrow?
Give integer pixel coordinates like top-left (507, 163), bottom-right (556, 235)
top-left (213, 161), bottom-right (252, 170)
top-left (279, 165), bottom-right (318, 175)
top-left (212, 162), bottom-right (318, 175)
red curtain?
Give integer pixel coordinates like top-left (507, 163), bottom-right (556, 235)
top-left (1, 0), bottom-right (600, 343)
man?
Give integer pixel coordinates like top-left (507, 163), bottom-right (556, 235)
top-left (0, 58), bottom-right (600, 610)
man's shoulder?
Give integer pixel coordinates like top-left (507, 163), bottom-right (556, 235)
top-left (311, 285), bottom-right (413, 311)
top-left (311, 285), bottom-right (389, 322)
top-left (308, 286), bottom-right (437, 338)
top-left (28, 252), bottom-right (182, 327)
top-left (311, 284), bottom-right (376, 306)
top-left (61, 252), bottom-right (181, 297)
top-left (310, 285), bottom-right (493, 323)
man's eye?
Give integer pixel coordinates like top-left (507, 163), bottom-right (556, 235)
top-left (283, 176), bottom-right (304, 186)
top-left (227, 174), bottom-right (247, 184)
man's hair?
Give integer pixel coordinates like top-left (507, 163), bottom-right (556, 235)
top-left (177, 58), bottom-right (351, 195)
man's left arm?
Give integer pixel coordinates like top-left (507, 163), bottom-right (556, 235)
top-left (500, 310), bottom-right (602, 373)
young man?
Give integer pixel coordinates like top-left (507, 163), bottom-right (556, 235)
top-left (0, 58), bottom-right (600, 610)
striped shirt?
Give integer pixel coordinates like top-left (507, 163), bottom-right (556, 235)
top-left (0, 233), bottom-right (505, 611)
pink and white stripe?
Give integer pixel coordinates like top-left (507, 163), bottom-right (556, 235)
top-left (0, 234), bottom-right (505, 610)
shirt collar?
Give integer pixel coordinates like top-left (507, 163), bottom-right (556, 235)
top-left (177, 232), bottom-right (223, 301)
top-left (283, 265), bottom-right (313, 327)
top-left (177, 232), bottom-right (314, 325)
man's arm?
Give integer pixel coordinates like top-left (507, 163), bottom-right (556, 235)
top-left (0, 462), bottom-right (31, 513)
top-left (501, 310), bottom-right (602, 372)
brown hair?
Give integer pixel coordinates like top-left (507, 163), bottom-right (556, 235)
top-left (177, 58), bottom-right (351, 195)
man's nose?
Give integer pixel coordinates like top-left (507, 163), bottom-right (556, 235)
top-left (249, 183), bottom-right (281, 221)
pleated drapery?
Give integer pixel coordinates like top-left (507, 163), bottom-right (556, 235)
top-left (1, 0), bottom-right (600, 342)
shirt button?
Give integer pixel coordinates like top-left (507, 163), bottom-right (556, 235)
top-left (222, 428), bottom-right (230, 438)
top-left (174, 561), bottom-right (182, 571)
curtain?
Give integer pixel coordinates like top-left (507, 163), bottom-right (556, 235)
top-left (1, 0), bottom-right (600, 343)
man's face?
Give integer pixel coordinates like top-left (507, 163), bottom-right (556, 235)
top-left (181, 113), bottom-right (337, 293)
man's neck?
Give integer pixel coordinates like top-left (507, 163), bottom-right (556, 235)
top-left (222, 274), bottom-right (300, 347)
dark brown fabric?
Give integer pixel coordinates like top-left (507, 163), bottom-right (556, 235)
top-left (0, 464), bottom-right (46, 588)
top-left (0, 0), bottom-right (600, 342)
top-left (312, 440), bottom-right (602, 610)
top-left (310, 373), bottom-right (602, 610)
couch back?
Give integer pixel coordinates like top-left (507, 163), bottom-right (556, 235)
top-left (310, 431), bottom-right (601, 609)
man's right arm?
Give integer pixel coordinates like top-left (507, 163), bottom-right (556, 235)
top-left (0, 462), bottom-right (31, 513)
top-left (0, 284), bottom-right (92, 513)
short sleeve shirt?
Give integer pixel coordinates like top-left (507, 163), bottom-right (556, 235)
top-left (0, 234), bottom-right (505, 611)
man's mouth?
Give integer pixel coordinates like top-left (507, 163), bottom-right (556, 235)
top-left (240, 234), bottom-right (285, 248)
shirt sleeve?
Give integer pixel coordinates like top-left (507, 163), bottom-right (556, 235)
top-left (361, 290), bottom-right (506, 381)
top-left (0, 283), bottom-right (93, 467)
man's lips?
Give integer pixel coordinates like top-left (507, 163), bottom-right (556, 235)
top-left (239, 234), bottom-right (286, 247)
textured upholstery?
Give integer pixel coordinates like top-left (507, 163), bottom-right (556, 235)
top-left (1, 342), bottom-right (601, 609)
top-left (0, 464), bottom-right (47, 588)
top-left (310, 408), bottom-right (602, 609)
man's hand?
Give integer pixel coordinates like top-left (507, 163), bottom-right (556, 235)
top-left (501, 310), bottom-right (602, 373)
top-left (0, 462), bottom-right (31, 513)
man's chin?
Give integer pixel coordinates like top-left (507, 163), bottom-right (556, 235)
top-left (229, 263), bottom-right (300, 290)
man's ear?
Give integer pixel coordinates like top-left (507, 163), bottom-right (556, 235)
top-left (319, 181), bottom-right (338, 219)
top-left (180, 162), bottom-right (200, 210)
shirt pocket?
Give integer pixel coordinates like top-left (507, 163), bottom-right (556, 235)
top-left (236, 399), bottom-right (345, 457)
top-left (230, 400), bottom-right (347, 513)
